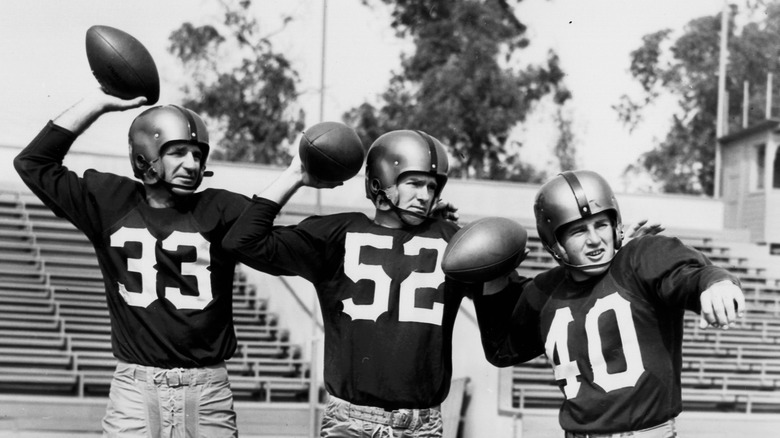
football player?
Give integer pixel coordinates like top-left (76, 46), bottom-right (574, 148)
top-left (475, 170), bottom-right (746, 437)
top-left (14, 90), bottom-right (255, 437)
top-left (222, 130), bottom-right (483, 437)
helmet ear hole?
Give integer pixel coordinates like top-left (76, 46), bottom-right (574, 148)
top-left (135, 154), bottom-right (148, 167)
top-left (370, 178), bottom-right (381, 195)
top-left (548, 242), bottom-right (567, 262)
top-left (133, 154), bottom-right (150, 177)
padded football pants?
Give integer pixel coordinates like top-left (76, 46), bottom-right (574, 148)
top-left (102, 360), bottom-right (237, 438)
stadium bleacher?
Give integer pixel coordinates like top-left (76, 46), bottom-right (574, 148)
top-left (0, 190), bottom-right (312, 403)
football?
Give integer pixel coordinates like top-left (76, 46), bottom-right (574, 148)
top-left (442, 217), bottom-right (528, 283)
top-left (299, 122), bottom-right (365, 183)
top-left (85, 25), bottom-right (160, 104)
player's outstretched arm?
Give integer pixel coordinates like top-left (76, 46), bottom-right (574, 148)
top-left (698, 280), bottom-right (746, 330)
top-left (53, 88), bottom-right (147, 136)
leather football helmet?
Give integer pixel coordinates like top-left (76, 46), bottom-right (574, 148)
top-left (364, 130), bottom-right (449, 212)
top-left (128, 105), bottom-right (211, 191)
top-left (534, 170), bottom-right (623, 264)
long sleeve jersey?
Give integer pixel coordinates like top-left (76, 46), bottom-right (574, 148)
top-left (14, 121), bottom-right (252, 368)
top-left (223, 197), bottom-right (480, 410)
top-left (476, 235), bottom-right (739, 433)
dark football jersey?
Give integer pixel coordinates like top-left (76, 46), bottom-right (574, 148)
top-left (15, 121), bottom-right (251, 368)
top-left (223, 198), bottom-right (479, 410)
top-left (477, 235), bottom-right (738, 433)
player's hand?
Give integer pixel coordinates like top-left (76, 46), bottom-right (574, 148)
top-left (430, 199), bottom-right (459, 223)
top-left (698, 280), bottom-right (746, 330)
top-left (623, 219), bottom-right (665, 242)
top-left (292, 154), bottom-right (343, 189)
top-left (88, 87), bottom-right (148, 112)
top-left (53, 88), bottom-right (148, 135)
top-left (482, 270), bottom-right (520, 296)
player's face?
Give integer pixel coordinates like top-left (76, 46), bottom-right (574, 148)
top-left (558, 212), bottom-right (615, 279)
top-left (395, 173), bottom-right (438, 215)
top-left (160, 143), bottom-right (203, 193)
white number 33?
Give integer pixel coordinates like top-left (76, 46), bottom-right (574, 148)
top-left (110, 227), bottom-right (213, 310)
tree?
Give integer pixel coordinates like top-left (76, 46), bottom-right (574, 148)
top-left (616, 1), bottom-right (780, 195)
top-left (553, 107), bottom-right (577, 172)
top-left (346, 0), bottom-right (572, 182)
top-left (167, 0), bottom-right (304, 165)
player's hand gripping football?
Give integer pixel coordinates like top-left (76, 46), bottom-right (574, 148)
top-left (698, 280), bottom-right (746, 330)
top-left (74, 87), bottom-right (148, 115)
top-left (292, 154), bottom-right (344, 189)
top-left (53, 88), bottom-right (148, 136)
top-left (92, 88), bottom-right (148, 112)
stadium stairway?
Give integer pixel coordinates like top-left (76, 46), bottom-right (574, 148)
top-left (0, 190), bottom-right (313, 406)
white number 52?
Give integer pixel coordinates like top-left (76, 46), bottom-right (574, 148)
top-left (341, 232), bottom-right (447, 325)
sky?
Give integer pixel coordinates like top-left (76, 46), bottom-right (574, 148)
top-left (0, 0), bottom-right (729, 189)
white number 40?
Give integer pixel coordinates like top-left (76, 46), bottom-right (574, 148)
top-left (545, 293), bottom-right (646, 399)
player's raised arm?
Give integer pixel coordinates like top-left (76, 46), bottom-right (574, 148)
top-left (53, 89), bottom-right (147, 136)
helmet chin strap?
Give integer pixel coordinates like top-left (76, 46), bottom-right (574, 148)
top-left (550, 245), bottom-right (617, 277)
top-left (160, 173), bottom-right (211, 193)
top-left (142, 161), bottom-right (212, 194)
top-left (377, 190), bottom-right (430, 226)
top-left (561, 257), bottom-right (614, 275)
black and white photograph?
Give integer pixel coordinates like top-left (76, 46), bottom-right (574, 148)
top-left (0, 1), bottom-right (777, 437)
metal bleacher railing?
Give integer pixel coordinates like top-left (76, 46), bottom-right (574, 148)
top-left (0, 189), bottom-right (312, 403)
top-left (499, 229), bottom-right (780, 415)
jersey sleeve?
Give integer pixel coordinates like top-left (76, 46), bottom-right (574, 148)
top-left (222, 196), bottom-right (337, 282)
top-left (621, 235), bottom-right (740, 312)
top-left (474, 272), bottom-right (546, 367)
top-left (13, 121), bottom-right (105, 240)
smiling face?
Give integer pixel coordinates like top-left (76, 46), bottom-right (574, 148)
top-left (557, 211), bottom-right (616, 280)
top-left (159, 143), bottom-right (204, 195)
